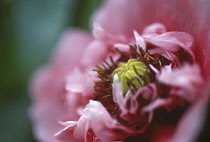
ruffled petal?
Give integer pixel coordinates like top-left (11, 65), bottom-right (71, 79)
top-left (55, 121), bottom-right (82, 142)
top-left (157, 64), bottom-right (203, 101)
top-left (56, 100), bottom-right (123, 142)
top-left (30, 30), bottom-right (93, 142)
top-left (143, 23), bottom-right (166, 35)
top-left (94, 0), bottom-right (210, 77)
top-left (147, 32), bottom-right (194, 53)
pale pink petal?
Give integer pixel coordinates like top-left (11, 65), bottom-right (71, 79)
top-left (158, 64), bottom-right (202, 88)
top-left (142, 98), bottom-right (173, 114)
top-left (112, 74), bottom-right (131, 116)
top-left (30, 30), bottom-right (93, 142)
top-left (93, 22), bottom-right (128, 45)
top-left (57, 100), bottom-right (123, 142)
top-left (147, 32), bottom-right (194, 53)
top-left (66, 68), bottom-right (87, 93)
top-left (142, 23), bottom-right (167, 39)
top-left (81, 40), bottom-right (108, 67)
top-left (157, 64), bottom-right (203, 101)
top-left (130, 83), bottom-right (158, 114)
top-left (142, 23), bottom-right (167, 35)
top-left (134, 31), bottom-right (146, 50)
top-left (114, 43), bottom-right (130, 52)
top-left (30, 67), bottom-right (66, 142)
top-left (52, 29), bottom-right (93, 70)
top-left (66, 68), bottom-right (96, 97)
top-left (55, 121), bottom-right (82, 142)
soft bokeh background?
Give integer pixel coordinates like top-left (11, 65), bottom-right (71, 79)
top-left (0, 0), bottom-right (102, 141)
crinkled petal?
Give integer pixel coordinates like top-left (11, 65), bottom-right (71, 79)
top-left (157, 64), bottom-right (203, 101)
top-left (55, 121), bottom-right (82, 142)
top-left (147, 32), bottom-right (194, 55)
top-left (30, 30), bottom-right (93, 142)
top-left (142, 23), bottom-right (167, 39)
top-left (94, 0), bottom-right (210, 76)
top-left (57, 100), bottom-right (123, 142)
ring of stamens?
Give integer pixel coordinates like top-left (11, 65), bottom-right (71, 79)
top-left (93, 45), bottom-right (157, 120)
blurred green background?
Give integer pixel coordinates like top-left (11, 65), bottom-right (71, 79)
top-left (0, 0), bottom-right (102, 141)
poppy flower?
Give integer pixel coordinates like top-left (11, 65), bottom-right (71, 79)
top-left (30, 0), bottom-right (210, 142)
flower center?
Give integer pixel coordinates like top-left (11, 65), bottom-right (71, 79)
top-left (112, 59), bottom-right (150, 94)
top-left (93, 46), bottom-right (155, 120)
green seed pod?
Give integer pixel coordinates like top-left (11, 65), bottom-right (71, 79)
top-left (112, 59), bottom-right (150, 94)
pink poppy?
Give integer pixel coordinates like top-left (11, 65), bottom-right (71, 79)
top-left (30, 0), bottom-right (210, 142)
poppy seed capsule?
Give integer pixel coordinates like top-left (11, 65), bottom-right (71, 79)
top-left (112, 59), bottom-right (150, 95)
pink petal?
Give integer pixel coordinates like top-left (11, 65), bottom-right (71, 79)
top-left (168, 86), bottom-right (210, 142)
top-left (30, 67), bottom-right (66, 142)
top-left (81, 40), bottom-right (108, 67)
top-left (142, 23), bottom-right (167, 39)
top-left (57, 100), bottom-right (123, 142)
top-left (66, 68), bottom-right (87, 93)
top-left (112, 74), bottom-right (130, 116)
top-left (114, 43), bottom-right (130, 52)
top-left (157, 64), bottom-right (203, 101)
top-left (147, 32), bottom-right (194, 53)
top-left (92, 22), bottom-right (128, 45)
top-left (30, 30), bottom-right (93, 142)
top-left (134, 31), bottom-right (146, 50)
top-left (94, 0), bottom-right (201, 37)
top-left (55, 121), bottom-right (82, 142)
top-left (158, 64), bottom-right (202, 88)
top-left (52, 29), bottom-right (93, 70)
top-left (148, 48), bottom-right (181, 66)
top-left (142, 23), bottom-right (166, 35)
top-left (142, 98), bottom-right (173, 114)
top-left (94, 0), bottom-right (210, 76)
